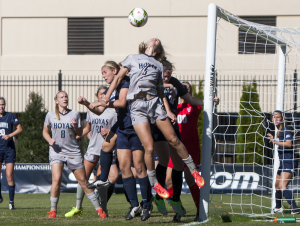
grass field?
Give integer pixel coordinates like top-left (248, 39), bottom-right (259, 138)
top-left (0, 193), bottom-right (298, 226)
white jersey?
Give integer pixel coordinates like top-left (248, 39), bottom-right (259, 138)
top-left (44, 110), bottom-right (81, 157)
top-left (122, 53), bottom-right (164, 100)
top-left (86, 108), bottom-right (117, 156)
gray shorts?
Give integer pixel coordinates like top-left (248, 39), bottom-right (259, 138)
top-left (84, 152), bottom-right (100, 163)
top-left (129, 96), bottom-right (167, 125)
top-left (49, 151), bottom-right (84, 171)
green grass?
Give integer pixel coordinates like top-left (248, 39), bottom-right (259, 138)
top-left (0, 193), bottom-right (297, 225)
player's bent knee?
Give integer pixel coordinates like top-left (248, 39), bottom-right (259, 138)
top-left (168, 136), bottom-right (181, 148)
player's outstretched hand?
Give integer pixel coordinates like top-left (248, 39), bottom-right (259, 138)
top-left (71, 118), bottom-right (78, 128)
top-left (78, 96), bottom-right (89, 106)
top-left (1, 134), bottom-right (11, 140)
top-left (167, 111), bottom-right (177, 125)
top-left (49, 138), bottom-right (56, 146)
top-left (213, 97), bottom-right (220, 105)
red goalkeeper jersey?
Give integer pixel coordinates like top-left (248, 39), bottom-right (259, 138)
top-left (177, 103), bottom-right (201, 164)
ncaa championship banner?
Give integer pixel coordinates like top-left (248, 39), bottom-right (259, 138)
top-left (1, 163), bottom-right (300, 194)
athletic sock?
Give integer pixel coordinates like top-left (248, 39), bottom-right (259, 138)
top-left (86, 192), bottom-right (101, 210)
top-left (168, 187), bottom-right (174, 198)
top-left (171, 169), bottom-right (183, 202)
top-left (124, 185), bottom-right (131, 204)
top-left (182, 155), bottom-right (196, 173)
top-left (189, 183), bottom-right (200, 212)
top-left (99, 150), bottom-right (112, 181)
top-left (123, 176), bottom-right (139, 207)
top-left (8, 185), bottom-right (15, 203)
top-left (0, 181), bottom-right (2, 197)
top-left (107, 182), bottom-right (115, 202)
top-left (76, 184), bottom-right (84, 210)
top-left (147, 169), bottom-right (158, 187)
top-left (155, 164), bottom-right (167, 200)
top-left (283, 189), bottom-right (298, 210)
top-left (98, 186), bottom-right (108, 213)
top-left (50, 197), bottom-right (59, 211)
top-left (275, 190), bottom-right (282, 208)
top-left (139, 176), bottom-right (151, 207)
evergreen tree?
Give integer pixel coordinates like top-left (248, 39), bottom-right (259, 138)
top-left (236, 80), bottom-right (264, 164)
top-left (17, 92), bottom-right (49, 163)
top-left (192, 81), bottom-right (204, 151)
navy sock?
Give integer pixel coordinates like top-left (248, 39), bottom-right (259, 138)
top-left (124, 185), bottom-right (131, 204)
top-left (107, 182), bottom-right (115, 202)
top-left (0, 181), bottom-right (2, 197)
top-left (171, 169), bottom-right (183, 202)
top-left (8, 185), bottom-right (15, 203)
top-left (275, 190), bottom-right (282, 208)
top-left (139, 176), bottom-right (151, 207)
top-left (283, 189), bottom-right (298, 210)
top-left (123, 176), bottom-right (139, 207)
top-left (99, 150), bottom-right (112, 181)
top-left (155, 164), bottom-right (167, 200)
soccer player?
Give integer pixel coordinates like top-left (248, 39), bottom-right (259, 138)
top-left (78, 61), bottom-right (152, 221)
top-left (65, 86), bottom-right (118, 217)
top-left (267, 110), bottom-right (299, 214)
top-left (43, 91), bottom-right (106, 218)
top-left (152, 58), bottom-right (219, 221)
top-left (98, 38), bottom-right (205, 200)
top-left (0, 97), bottom-right (22, 210)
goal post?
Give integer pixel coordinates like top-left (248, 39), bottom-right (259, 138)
top-left (199, 3), bottom-right (299, 221)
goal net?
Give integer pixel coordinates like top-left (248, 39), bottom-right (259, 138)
top-left (200, 3), bottom-right (300, 220)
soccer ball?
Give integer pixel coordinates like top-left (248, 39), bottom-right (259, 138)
top-left (128, 8), bottom-right (148, 27)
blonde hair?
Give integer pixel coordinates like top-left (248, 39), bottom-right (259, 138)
top-left (138, 41), bottom-right (165, 61)
top-left (182, 82), bottom-right (193, 96)
top-left (102, 60), bottom-right (120, 73)
top-left (54, 91), bottom-right (67, 121)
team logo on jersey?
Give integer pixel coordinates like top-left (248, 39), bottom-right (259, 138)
top-left (15, 119), bottom-right (18, 122)
top-left (286, 134), bottom-right (291, 138)
top-left (187, 107), bottom-right (191, 113)
top-left (132, 117), bottom-right (135, 121)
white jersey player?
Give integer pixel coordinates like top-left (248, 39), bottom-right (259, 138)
top-left (65, 87), bottom-right (118, 218)
top-left (42, 91), bottom-right (106, 218)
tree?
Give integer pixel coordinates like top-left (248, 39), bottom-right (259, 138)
top-left (192, 81), bottom-right (204, 152)
top-left (17, 92), bottom-right (49, 163)
top-left (236, 80), bottom-right (264, 164)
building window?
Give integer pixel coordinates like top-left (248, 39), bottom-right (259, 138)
top-left (238, 16), bottom-right (276, 54)
top-left (68, 18), bottom-right (104, 55)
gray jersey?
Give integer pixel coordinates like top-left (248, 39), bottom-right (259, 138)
top-left (44, 110), bottom-right (81, 156)
top-left (122, 54), bottom-right (164, 100)
top-left (86, 108), bottom-right (117, 155)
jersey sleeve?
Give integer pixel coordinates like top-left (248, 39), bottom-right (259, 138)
top-left (121, 55), bottom-right (133, 71)
top-left (283, 127), bottom-right (293, 141)
top-left (171, 77), bottom-right (188, 97)
top-left (76, 112), bottom-right (81, 128)
top-left (44, 112), bottom-right (51, 127)
top-left (121, 77), bottom-right (130, 89)
top-left (194, 106), bottom-right (202, 116)
top-left (86, 111), bottom-right (91, 123)
top-left (11, 113), bottom-right (19, 125)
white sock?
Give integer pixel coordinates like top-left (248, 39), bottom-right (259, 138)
top-left (76, 184), bottom-right (84, 209)
top-left (147, 170), bottom-right (158, 187)
top-left (50, 196), bottom-right (59, 211)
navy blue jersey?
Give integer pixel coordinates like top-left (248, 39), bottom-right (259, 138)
top-left (0, 112), bottom-right (19, 151)
top-left (165, 77), bottom-right (188, 115)
top-left (278, 126), bottom-right (294, 160)
top-left (106, 76), bottom-right (132, 129)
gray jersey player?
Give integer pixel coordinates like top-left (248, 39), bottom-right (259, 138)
top-left (65, 86), bottom-right (118, 217)
top-left (100, 38), bottom-right (205, 202)
top-left (43, 91), bottom-right (106, 218)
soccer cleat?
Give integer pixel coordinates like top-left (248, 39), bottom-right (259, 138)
top-left (154, 196), bottom-right (168, 215)
top-left (172, 213), bottom-right (181, 222)
top-left (291, 209), bottom-right (300, 214)
top-left (191, 170), bottom-right (205, 188)
top-left (65, 207), bottom-right (83, 217)
top-left (194, 212), bottom-right (200, 221)
top-left (87, 179), bottom-right (110, 189)
top-left (169, 200), bottom-right (185, 217)
top-left (47, 210), bottom-right (57, 218)
top-left (271, 207), bottom-right (283, 214)
top-left (96, 207), bottom-right (107, 218)
top-left (125, 205), bottom-right (142, 220)
top-left (0, 196), bottom-right (3, 203)
top-left (153, 183), bottom-right (169, 199)
top-left (9, 203), bottom-right (15, 210)
top-left (141, 204), bottom-right (152, 221)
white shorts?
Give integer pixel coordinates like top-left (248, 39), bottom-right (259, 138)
top-left (49, 151), bottom-right (84, 171)
top-left (84, 152), bottom-right (100, 163)
top-left (129, 96), bottom-right (167, 125)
